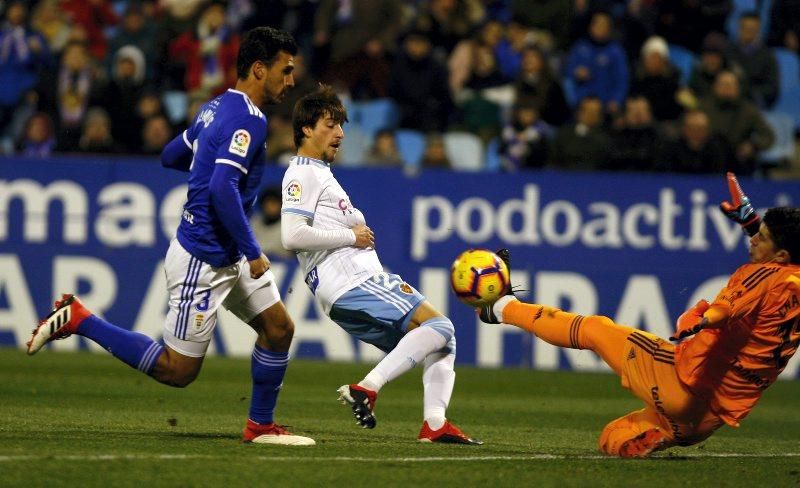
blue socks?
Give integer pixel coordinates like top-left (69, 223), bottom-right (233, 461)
top-left (78, 316), bottom-right (164, 375)
top-left (248, 346), bottom-right (289, 425)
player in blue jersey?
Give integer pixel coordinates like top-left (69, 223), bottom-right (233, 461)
top-left (27, 27), bottom-right (314, 446)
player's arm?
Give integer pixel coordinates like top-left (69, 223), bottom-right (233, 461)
top-left (670, 299), bottom-right (732, 342)
top-left (161, 130), bottom-right (194, 172)
top-left (720, 172), bottom-right (760, 237)
top-left (280, 212), bottom-right (373, 251)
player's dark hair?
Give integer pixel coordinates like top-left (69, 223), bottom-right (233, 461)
top-left (237, 27), bottom-right (297, 80)
top-left (763, 207), bottom-right (800, 264)
top-left (292, 85), bottom-right (348, 148)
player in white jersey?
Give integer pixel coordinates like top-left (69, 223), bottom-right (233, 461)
top-left (281, 86), bottom-right (481, 444)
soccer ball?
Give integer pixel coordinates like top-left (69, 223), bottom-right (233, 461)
top-left (450, 249), bottom-right (510, 307)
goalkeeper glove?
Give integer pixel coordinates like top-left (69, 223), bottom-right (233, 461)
top-left (670, 299), bottom-right (710, 342)
top-left (719, 172), bottom-right (760, 237)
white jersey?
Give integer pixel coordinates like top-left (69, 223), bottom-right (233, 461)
top-left (281, 156), bottom-right (383, 313)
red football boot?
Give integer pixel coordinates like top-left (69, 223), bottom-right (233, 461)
top-left (242, 419), bottom-right (315, 446)
top-left (27, 294), bottom-right (92, 355)
top-left (418, 420), bottom-right (483, 445)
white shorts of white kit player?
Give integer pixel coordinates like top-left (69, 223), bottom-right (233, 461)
top-left (162, 239), bottom-right (281, 357)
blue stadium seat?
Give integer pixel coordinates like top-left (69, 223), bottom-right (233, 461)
top-left (395, 129), bottom-right (426, 170)
top-left (162, 90), bottom-right (189, 125)
top-left (668, 44), bottom-right (695, 86)
top-left (353, 99), bottom-right (399, 138)
top-left (759, 0), bottom-right (773, 39)
top-left (759, 111), bottom-right (796, 167)
top-left (338, 126), bottom-right (370, 167)
top-left (773, 85), bottom-right (800, 130)
top-left (484, 138), bottom-right (502, 172)
top-left (444, 132), bottom-right (485, 171)
top-left (775, 48), bottom-right (800, 92)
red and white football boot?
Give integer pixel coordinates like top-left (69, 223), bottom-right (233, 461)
top-left (27, 294), bottom-right (92, 355)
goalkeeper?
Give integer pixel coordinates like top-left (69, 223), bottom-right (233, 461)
top-left (479, 174), bottom-right (800, 457)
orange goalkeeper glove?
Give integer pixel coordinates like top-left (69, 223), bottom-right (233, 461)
top-left (720, 172), bottom-right (760, 237)
top-left (670, 299), bottom-right (711, 342)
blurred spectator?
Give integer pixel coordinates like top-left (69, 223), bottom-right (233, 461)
top-left (410, 0), bottom-right (485, 56)
top-left (265, 115), bottom-right (295, 164)
top-left (421, 133), bottom-right (451, 169)
top-left (136, 89), bottom-right (165, 121)
top-left (698, 71), bottom-right (774, 175)
top-left (494, 17), bottom-right (532, 80)
top-left (30, 0), bottom-right (71, 56)
top-left (654, 0), bottom-right (731, 53)
top-left (390, 29), bottom-right (452, 132)
top-left (60, 0), bottom-right (119, 60)
top-left (105, 45), bottom-right (147, 152)
top-left (17, 112), bottom-right (55, 157)
top-left (250, 187), bottom-right (293, 259)
top-left (78, 107), bottom-right (119, 153)
top-left (0, 2), bottom-right (52, 135)
top-left (39, 40), bottom-right (104, 152)
top-left (140, 115), bottom-right (173, 154)
top-left (510, 0), bottom-right (571, 50)
top-left (365, 128), bottom-right (403, 167)
top-left (514, 45), bottom-right (570, 126)
top-left (657, 109), bottom-right (730, 174)
top-left (564, 11), bottom-right (629, 115)
top-left (313, 0), bottom-right (404, 99)
top-left (265, 53), bottom-right (316, 121)
top-left (499, 101), bottom-right (552, 170)
top-left (168, 2), bottom-right (240, 99)
top-left (727, 12), bottom-right (778, 109)
top-left (107, 3), bottom-right (159, 81)
top-left (767, 0), bottom-right (800, 52)
top-left (449, 19), bottom-right (507, 98)
top-left (608, 96), bottom-right (661, 171)
top-left (687, 33), bottom-right (741, 102)
top-left (630, 36), bottom-right (682, 121)
top-left (549, 96), bottom-right (610, 170)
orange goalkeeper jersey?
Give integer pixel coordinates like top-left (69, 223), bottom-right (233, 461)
top-left (675, 263), bottom-right (800, 427)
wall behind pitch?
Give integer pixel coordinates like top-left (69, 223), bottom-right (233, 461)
top-left (1, 156), bottom-right (798, 378)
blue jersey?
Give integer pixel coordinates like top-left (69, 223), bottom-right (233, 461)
top-left (168, 89), bottom-right (267, 267)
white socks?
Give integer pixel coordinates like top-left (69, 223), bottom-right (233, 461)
top-left (422, 351), bottom-right (455, 431)
top-left (492, 295), bottom-right (518, 323)
top-left (359, 325), bottom-right (447, 392)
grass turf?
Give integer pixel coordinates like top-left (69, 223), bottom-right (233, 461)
top-left (1, 348), bottom-right (799, 487)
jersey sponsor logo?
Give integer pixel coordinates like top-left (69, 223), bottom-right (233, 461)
top-left (197, 108), bottom-right (214, 128)
top-left (182, 209), bottom-right (195, 224)
top-left (305, 266), bottom-right (319, 294)
top-left (285, 181), bottom-right (302, 203)
top-left (229, 129), bottom-right (251, 157)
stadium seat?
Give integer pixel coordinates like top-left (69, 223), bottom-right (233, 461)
top-left (338, 125), bottom-right (370, 167)
top-left (668, 44), bottom-right (695, 86)
top-left (773, 85), bottom-right (800, 130)
top-left (484, 138), bottom-right (502, 172)
top-left (162, 90), bottom-right (189, 125)
top-left (775, 48), bottom-right (800, 92)
top-left (443, 132), bottom-right (485, 171)
top-left (759, 111), bottom-right (796, 168)
top-left (395, 129), bottom-right (426, 170)
top-left (759, 0), bottom-right (773, 39)
top-left (352, 99), bottom-right (399, 138)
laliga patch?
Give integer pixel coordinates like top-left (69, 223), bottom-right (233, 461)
top-left (284, 180), bottom-right (302, 203)
top-left (228, 129), bottom-right (251, 157)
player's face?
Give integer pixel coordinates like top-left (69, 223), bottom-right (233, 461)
top-left (749, 223), bottom-right (781, 263)
top-left (307, 114), bottom-right (343, 162)
top-left (261, 51), bottom-right (295, 105)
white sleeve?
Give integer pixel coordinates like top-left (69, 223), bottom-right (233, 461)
top-left (281, 212), bottom-right (356, 251)
top-left (281, 167), bottom-right (320, 219)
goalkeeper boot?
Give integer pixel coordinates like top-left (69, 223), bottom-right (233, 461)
top-left (479, 248), bottom-right (517, 324)
top-left (242, 419), bottom-right (315, 446)
top-left (618, 428), bottom-right (669, 458)
top-left (418, 420), bottom-right (483, 445)
top-left (337, 384), bottom-right (377, 429)
top-left (27, 294), bottom-right (92, 355)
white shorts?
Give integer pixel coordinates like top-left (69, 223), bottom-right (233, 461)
top-left (162, 239), bottom-right (281, 357)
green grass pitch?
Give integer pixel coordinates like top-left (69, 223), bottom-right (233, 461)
top-left (1, 348), bottom-right (799, 487)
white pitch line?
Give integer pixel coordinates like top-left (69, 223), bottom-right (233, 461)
top-left (0, 453), bottom-right (799, 463)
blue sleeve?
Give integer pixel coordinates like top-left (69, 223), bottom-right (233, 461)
top-left (209, 163), bottom-right (262, 261)
top-left (214, 114), bottom-right (267, 174)
top-left (161, 130), bottom-right (193, 172)
top-left (609, 45), bottom-right (629, 105)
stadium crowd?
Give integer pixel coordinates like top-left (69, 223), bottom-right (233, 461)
top-left (1, 0), bottom-right (798, 176)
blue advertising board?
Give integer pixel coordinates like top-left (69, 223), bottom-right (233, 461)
top-left (1, 156), bottom-right (798, 378)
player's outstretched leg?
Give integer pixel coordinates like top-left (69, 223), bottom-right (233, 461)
top-left (28, 294), bottom-right (165, 376)
top-left (598, 408), bottom-right (674, 458)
